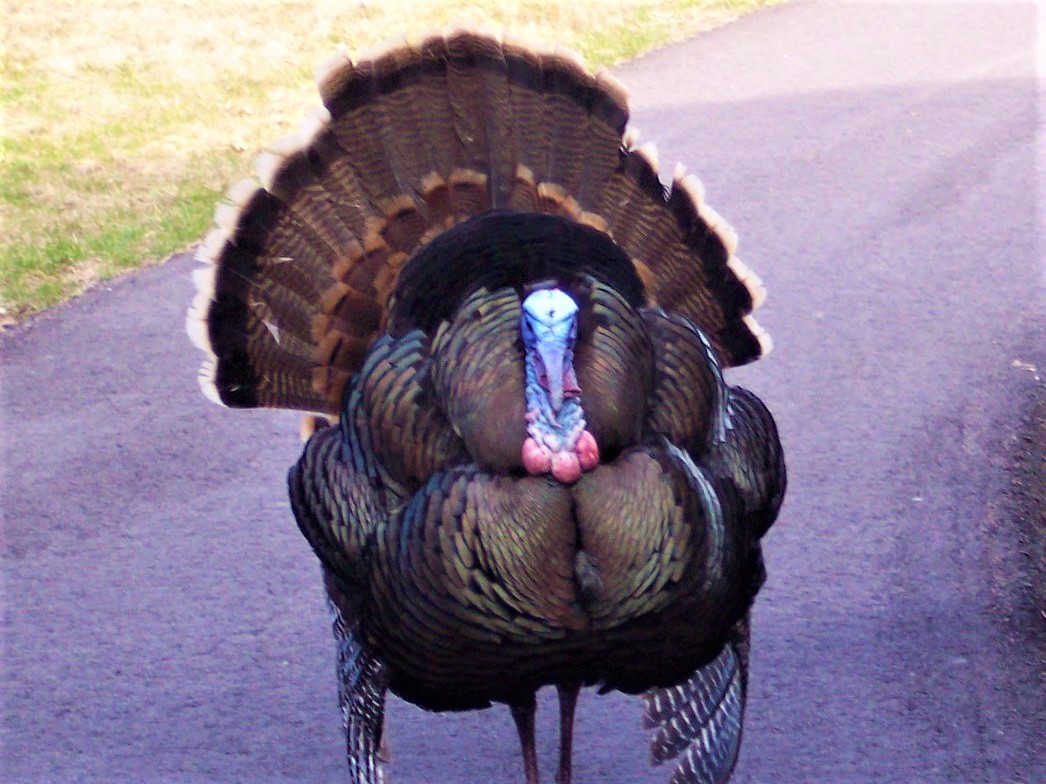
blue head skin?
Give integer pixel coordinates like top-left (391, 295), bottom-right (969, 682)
top-left (521, 289), bottom-right (580, 415)
top-left (520, 289), bottom-right (599, 482)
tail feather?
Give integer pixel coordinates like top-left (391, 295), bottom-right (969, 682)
top-left (324, 571), bottom-right (389, 784)
top-left (445, 30), bottom-right (515, 208)
top-left (307, 127), bottom-right (380, 242)
top-left (320, 51), bottom-right (406, 210)
top-left (506, 163), bottom-right (541, 214)
top-left (502, 36), bottom-right (552, 205)
top-left (190, 29), bottom-right (771, 416)
top-left (642, 634), bottom-right (748, 784)
top-left (542, 47), bottom-right (595, 194)
top-left (405, 34), bottom-right (467, 184)
top-left (578, 69), bottom-right (630, 207)
top-left (372, 42), bottom-right (444, 199)
top-left (255, 111), bottom-right (362, 256)
top-left (596, 137), bottom-right (666, 259)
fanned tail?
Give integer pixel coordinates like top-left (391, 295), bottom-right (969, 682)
top-left (642, 619), bottom-right (751, 784)
top-left (188, 29), bottom-right (771, 417)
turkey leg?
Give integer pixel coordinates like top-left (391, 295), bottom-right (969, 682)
top-left (555, 682), bottom-right (581, 784)
top-left (510, 694), bottom-right (540, 784)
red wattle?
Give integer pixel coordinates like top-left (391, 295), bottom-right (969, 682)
top-left (522, 437), bottom-right (552, 475)
top-left (576, 430), bottom-right (600, 471)
top-left (550, 451), bottom-right (582, 484)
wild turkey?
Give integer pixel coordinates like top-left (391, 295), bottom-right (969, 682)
top-left (187, 29), bottom-right (785, 784)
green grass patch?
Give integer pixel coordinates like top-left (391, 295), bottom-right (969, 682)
top-left (1, 0), bottom-right (783, 323)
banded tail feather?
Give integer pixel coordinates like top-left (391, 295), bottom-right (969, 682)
top-left (643, 633), bottom-right (749, 784)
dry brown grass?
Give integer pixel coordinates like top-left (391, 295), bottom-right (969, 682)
top-left (1, 0), bottom-right (780, 321)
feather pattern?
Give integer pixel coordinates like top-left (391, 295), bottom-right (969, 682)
top-left (194, 29), bottom-right (786, 784)
top-left (643, 636), bottom-right (746, 784)
top-left (326, 571), bottom-right (390, 784)
top-left (189, 30), bottom-right (769, 417)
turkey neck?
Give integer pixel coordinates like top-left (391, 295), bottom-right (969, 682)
top-left (519, 288), bottom-right (600, 484)
top-left (523, 350), bottom-right (587, 453)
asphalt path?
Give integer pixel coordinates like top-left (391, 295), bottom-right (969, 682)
top-left (3, 2), bottom-right (1043, 782)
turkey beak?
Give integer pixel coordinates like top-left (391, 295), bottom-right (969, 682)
top-left (537, 339), bottom-right (570, 414)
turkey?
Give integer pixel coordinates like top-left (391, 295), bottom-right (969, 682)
top-left (187, 29), bottom-right (785, 784)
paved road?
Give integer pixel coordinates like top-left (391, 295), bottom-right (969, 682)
top-left (3, 2), bottom-right (1043, 782)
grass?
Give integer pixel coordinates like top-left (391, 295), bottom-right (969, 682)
top-left (1, 0), bottom-right (782, 323)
